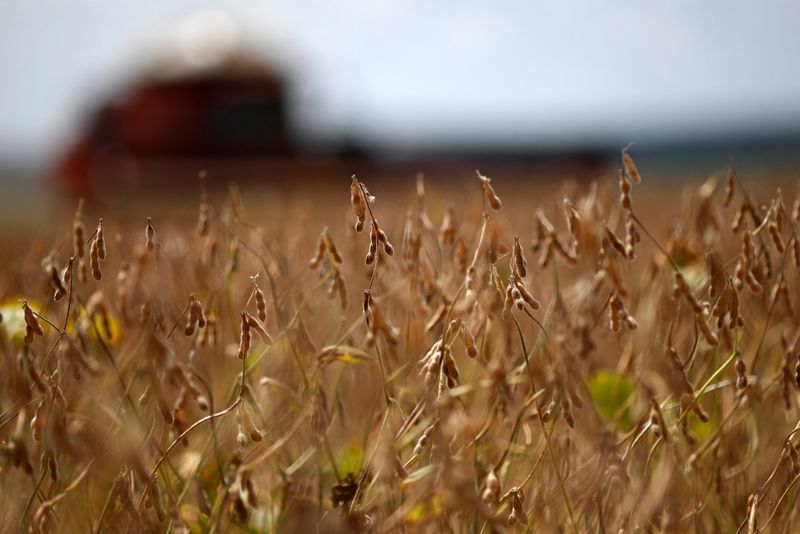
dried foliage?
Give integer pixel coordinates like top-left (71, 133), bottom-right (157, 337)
top-left (2, 155), bottom-right (800, 533)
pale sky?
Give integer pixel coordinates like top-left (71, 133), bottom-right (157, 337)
top-left (2, 0), bottom-right (800, 166)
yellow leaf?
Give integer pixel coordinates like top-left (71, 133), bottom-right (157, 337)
top-left (404, 494), bottom-right (442, 524)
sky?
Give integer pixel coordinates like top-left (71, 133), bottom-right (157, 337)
top-left (2, 0), bottom-right (800, 167)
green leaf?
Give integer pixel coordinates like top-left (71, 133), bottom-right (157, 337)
top-left (587, 371), bottom-right (634, 430)
top-left (336, 442), bottom-right (363, 476)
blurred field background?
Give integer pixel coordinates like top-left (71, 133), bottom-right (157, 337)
top-left (1, 1), bottom-right (800, 215)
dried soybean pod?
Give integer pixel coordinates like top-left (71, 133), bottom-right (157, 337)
top-left (145, 217), bottom-right (156, 250)
top-left (477, 171), bottom-right (502, 210)
top-left (350, 176), bottom-right (367, 232)
top-left (255, 283), bottom-right (267, 322)
top-left (622, 144), bottom-right (641, 184)
top-left (96, 218), bottom-right (106, 260)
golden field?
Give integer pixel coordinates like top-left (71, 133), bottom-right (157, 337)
top-left (1, 153), bottom-right (800, 533)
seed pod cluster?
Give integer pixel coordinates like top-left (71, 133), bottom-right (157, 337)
top-left (534, 209), bottom-right (577, 267)
top-left (674, 272), bottom-right (719, 346)
top-left (23, 301), bottom-right (45, 344)
top-left (419, 339), bottom-right (447, 387)
top-left (184, 294), bottom-right (207, 336)
top-left (505, 275), bottom-right (541, 316)
top-left (365, 219), bottom-right (394, 266)
top-left (309, 227), bottom-right (343, 268)
top-left (734, 232), bottom-right (762, 293)
top-left (707, 252), bottom-right (742, 329)
top-left (309, 228), bottom-right (348, 310)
